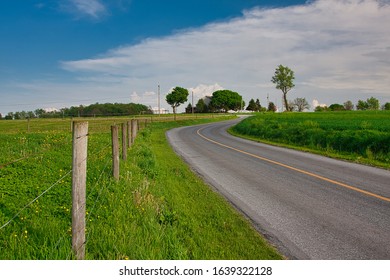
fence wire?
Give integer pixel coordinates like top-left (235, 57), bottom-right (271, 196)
top-left (0, 170), bottom-right (72, 230)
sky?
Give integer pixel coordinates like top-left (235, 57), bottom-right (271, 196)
top-left (1, 0), bottom-right (390, 115)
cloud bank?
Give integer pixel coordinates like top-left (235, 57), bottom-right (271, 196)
top-left (3, 0), bottom-right (389, 114)
top-left (60, 0), bottom-right (390, 111)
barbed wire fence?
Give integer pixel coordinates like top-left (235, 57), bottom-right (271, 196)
top-left (0, 118), bottom-right (143, 260)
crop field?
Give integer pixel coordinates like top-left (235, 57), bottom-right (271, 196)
top-left (0, 116), bottom-right (282, 260)
top-left (231, 111), bottom-right (390, 168)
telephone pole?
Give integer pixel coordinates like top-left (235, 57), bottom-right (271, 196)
top-left (192, 91), bottom-right (194, 114)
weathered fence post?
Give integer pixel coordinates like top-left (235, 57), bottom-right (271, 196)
top-left (72, 121), bottom-right (89, 260)
top-left (127, 120), bottom-right (132, 148)
top-left (111, 125), bottom-right (120, 180)
top-left (131, 119), bottom-right (138, 144)
top-left (121, 123), bottom-right (127, 161)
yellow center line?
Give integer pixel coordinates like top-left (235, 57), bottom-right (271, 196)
top-left (197, 127), bottom-right (390, 203)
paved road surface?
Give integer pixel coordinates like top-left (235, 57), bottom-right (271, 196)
top-left (166, 118), bottom-right (390, 259)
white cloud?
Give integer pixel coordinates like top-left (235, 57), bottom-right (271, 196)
top-left (66, 0), bottom-right (107, 19)
top-left (188, 84), bottom-right (224, 99)
top-left (3, 0), bottom-right (389, 115)
top-left (60, 0), bottom-right (390, 111)
top-left (312, 99), bottom-right (327, 109)
top-left (44, 107), bottom-right (59, 112)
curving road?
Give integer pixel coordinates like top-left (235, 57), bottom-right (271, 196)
top-left (166, 118), bottom-right (390, 260)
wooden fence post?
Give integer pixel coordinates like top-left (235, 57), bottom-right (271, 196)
top-left (131, 119), bottom-right (138, 144)
top-left (72, 121), bottom-right (88, 260)
top-left (111, 125), bottom-right (120, 180)
top-left (121, 123), bottom-right (127, 161)
top-left (127, 120), bottom-right (131, 148)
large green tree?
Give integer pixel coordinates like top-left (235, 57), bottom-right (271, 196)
top-left (166, 86), bottom-right (189, 119)
top-left (366, 97), bottom-right (380, 110)
top-left (210, 90), bottom-right (243, 113)
top-left (357, 97), bottom-right (380, 111)
top-left (271, 65), bottom-right (295, 112)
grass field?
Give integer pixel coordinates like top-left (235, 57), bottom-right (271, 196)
top-left (0, 116), bottom-right (282, 260)
top-left (230, 111), bottom-right (390, 169)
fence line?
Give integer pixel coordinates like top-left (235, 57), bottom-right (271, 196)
top-left (1, 117), bottom-right (144, 259)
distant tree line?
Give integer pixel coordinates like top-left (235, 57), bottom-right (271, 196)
top-left (315, 97), bottom-right (390, 112)
top-left (1, 102), bottom-right (153, 120)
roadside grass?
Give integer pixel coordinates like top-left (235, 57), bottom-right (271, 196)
top-left (85, 118), bottom-right (282, 259)
top-left (0, 116), bottom-right (282, 260)
top-left (230, 111), bottom-right (390, 169)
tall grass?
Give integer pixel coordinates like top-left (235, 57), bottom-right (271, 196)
top-left (230, 111), bottom-right (390, 168)
top-left (0, 116), bottom-right (282, 259)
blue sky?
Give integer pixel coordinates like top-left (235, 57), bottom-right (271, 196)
top-left (1, 0), bottom-right (390, 115)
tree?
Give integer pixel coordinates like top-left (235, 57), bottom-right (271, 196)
top-left (287, 100), bottom-right (295, 112)
top-left (196, 98), bottom-right (208, 113)
top-left (5, 112), bottom-right (14, 120)
top-left (268, 102), bottom-right (277, 112)
top-left (328, 104), bottom-right (345, 111)
top-left (292, 98), bottom-right (309, 112)
top-left (271, 65), bottom-right (295, 111)
top-left (315, 106), bottom-right (328, 112)
top-left (344, 100), bottom-right (354, 111)
top-left (356, 100), bottom-right (368, 110)
top-left (383, 102), bottom-right (390, 110)
top-left (27, 111), bottom-right (35, 119)
top-left (35, 108), bottom-right (45, 118)
top-left (166, 86), bottom-right (189, 120)
top-left (247, 98), bottom-right (262, 112)
top-left (255, 99), bottom-right (262, 112)
top-left (366, 97), bottom-right (379, 110)
top-left (357, 97), bottom-right (380, 110)
top-left (210, 90), bottom-right (243, 112)
top-left (185, 103), bottom-right (193, 114)
top-left (246, 99), bottom-right (257, 111)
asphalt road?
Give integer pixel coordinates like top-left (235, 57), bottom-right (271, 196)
top-left (166, 118), bottom-right (390, 260)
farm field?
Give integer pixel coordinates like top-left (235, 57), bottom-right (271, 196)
top-left (0, 115), bottom-right (282, 260)
top-left (230, 111), bottom-right (390, 169)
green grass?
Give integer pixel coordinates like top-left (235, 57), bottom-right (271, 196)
top-left (230, 111), bottom-right (390, 169)
top-left (0, 116), bottom-right (282, 260)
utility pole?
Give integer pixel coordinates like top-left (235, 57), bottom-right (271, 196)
top-left (192, 91), bottom-right (194, 114)
top-left (267, 93), bottom-right (270, 108)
